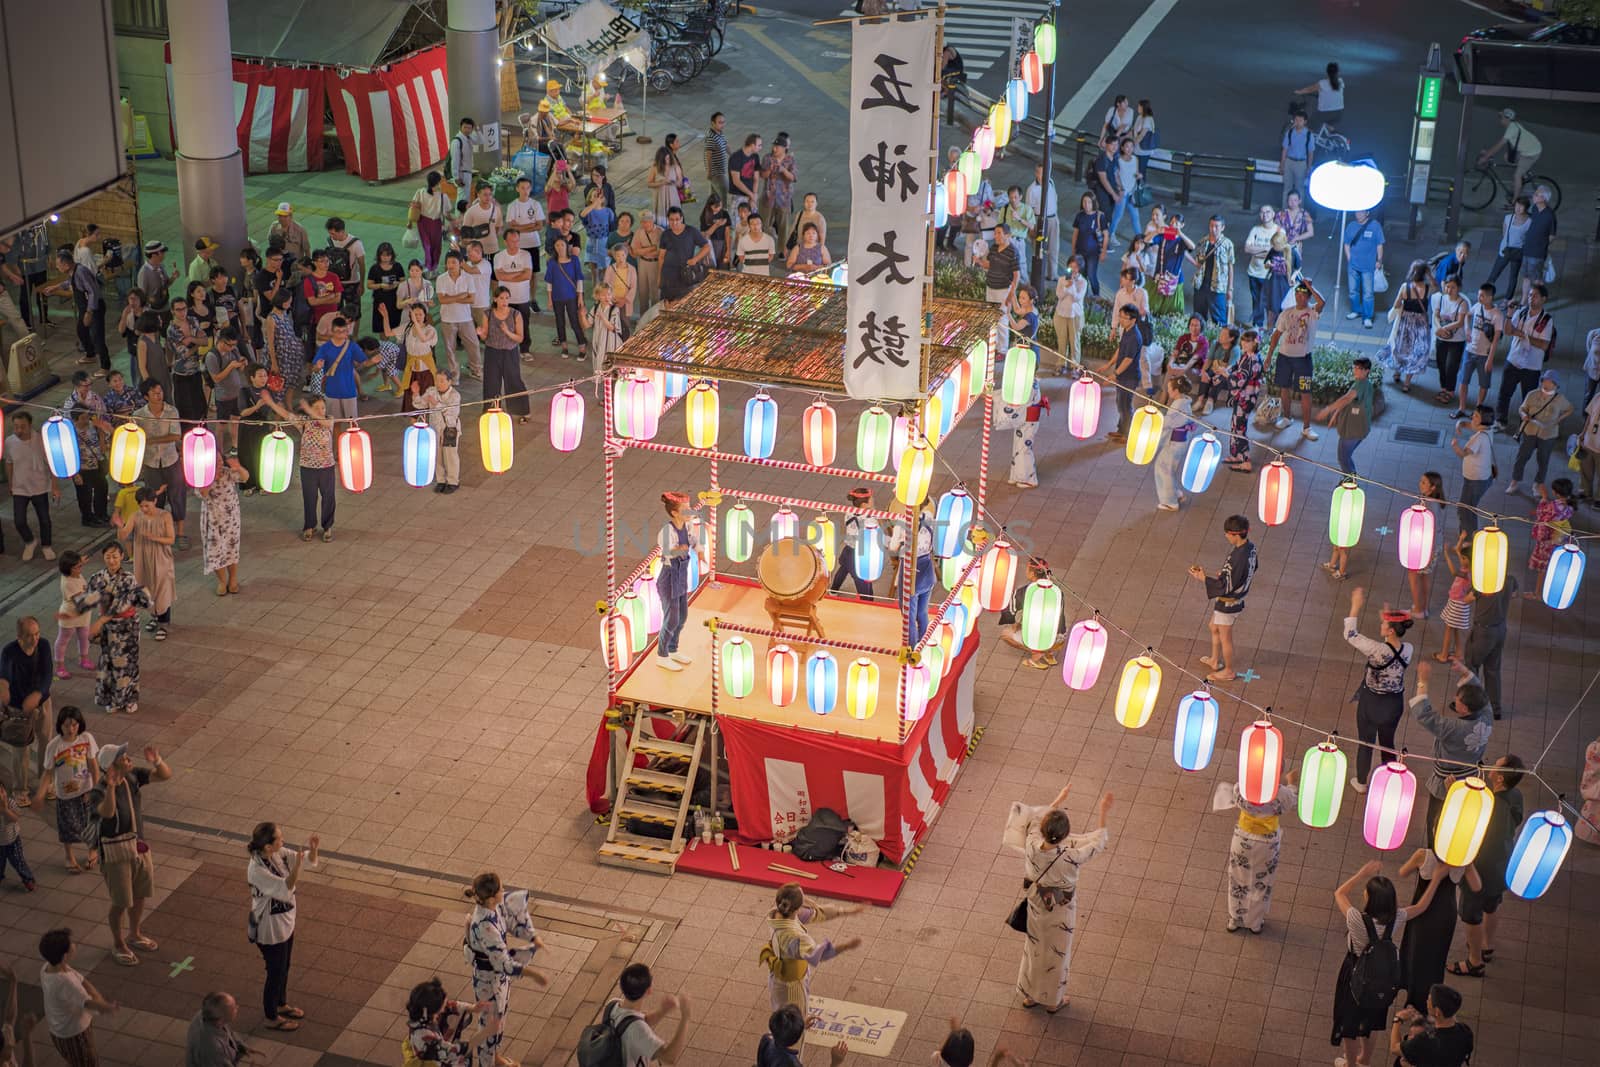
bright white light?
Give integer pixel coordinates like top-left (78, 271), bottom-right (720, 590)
top-left (1308, 160), bottom-right (1385, 213)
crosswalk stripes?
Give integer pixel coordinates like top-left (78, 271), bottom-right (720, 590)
top-left (834, 0), bottom-right (1049, 78)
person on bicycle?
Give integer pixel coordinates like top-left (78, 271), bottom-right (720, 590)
top-left (1478, 109), bottom-right (1542, 203)
top-left (1295, 62), bottom-right (1344, 130)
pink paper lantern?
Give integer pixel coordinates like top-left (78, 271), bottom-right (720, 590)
top-left (1398, 503), bottom-right (1435, 572)
top-left (1067, 375), bottom-right (1100, 439)
top-left (550, 387), bottom-right (585, 452)
top-left (1363, 761), bottom-right (1417, 850)
top-left (974, 124), bottom-right (995, 169)
top-left (1061, 618), bottom-right (1107, 690)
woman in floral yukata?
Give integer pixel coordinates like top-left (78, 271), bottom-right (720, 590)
top-left (761, 883), bottom-right (863, 1013)
top-left (1014, 785), bottom-right (1114, 1013)
top-left (461, 872), bottom-right (547, 1067)
top-left (72, 542), bottom-right (152, 715)
top-left (405, 977), bottom-right (491, 1066)
top-left (1222, 769), bottom-right (1298, 933)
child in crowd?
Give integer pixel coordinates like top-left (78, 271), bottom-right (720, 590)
top-left (55, 551), bottom-right (94, 678)
top-left (357, 335), bottom-right (404, 397)
top-left (1436, 532), bottom-right (1475, 661)
top-left (1196, 336), bottom-right (1235, 415)
top-left (579, 186), bottom-right (616, 284)
top-left (33, 706), bottom-right (99, 872)
top-left (1525, 477), bottom-right (1576, 601)
top-left (0, 785), bottom-right (36, 891)
top-left (588, 286), bottom-right (623, 391)
top-left (1188, 514), bottom-right (1258, 683)
top-left (38, 928), bottom-right (117, 1064)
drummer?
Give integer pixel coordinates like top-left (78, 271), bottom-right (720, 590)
top-left (656, 491), bottom-right (696, 672)
top-left (544, 79), bottom-right (583, 134)
top-left (829, 487), bottom-right (875, 599)
top-left (887, 503), bottom-right (936, 645)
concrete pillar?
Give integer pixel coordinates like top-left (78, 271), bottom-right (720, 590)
top-left (447, 0), bottom-right (503, 177)
top-left (167, 0), bottom-right (248, 280)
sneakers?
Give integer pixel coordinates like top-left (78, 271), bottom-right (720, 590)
top-left (21, 541), bottom-right (36, 561)
top-left (56, 667), bottom-right (71, 680)
top-left (670, 651), bottom-right (693, 665)
top-left (42, 546), bottom-right (56, 561)
top-left (1345, 312), bottom-right (1360, 321)
top-left (1349, 777), bottom-right (1368, 794)
top-left (1301, 427), bottom-right (1320, 441)
top-left (1449, 410), bottom-right (1468, 420)
top-left (656, 657), bottom-right (683, 672)
top-left (1363, 319), bottom-right (1373, 329)
top-left (1273, 417), bottom-right (1291, 430)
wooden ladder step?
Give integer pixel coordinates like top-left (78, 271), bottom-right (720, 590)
top-left (624, 768), bottom-right (690, 792)
top-left (596, 840), bottom-right (680, 872)
top-left (612, 828), bottom-right (680, 851)
top-left (634, 736), bottom-right (697, 758)
top-left (618, 797), bottom-right (682, 826)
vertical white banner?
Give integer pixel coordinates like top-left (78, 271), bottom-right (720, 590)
top-left (845, 16), bottom-right (936, 400)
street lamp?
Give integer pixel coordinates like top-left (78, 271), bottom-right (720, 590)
top-left (1030, 0), bottom-right (1062, 286)
top-left (1308, 159), bottom-right (1386, 325)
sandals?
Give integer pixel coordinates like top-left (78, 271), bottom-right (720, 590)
top-left (129, 935), bottom-right (158, 950)
top-left (1199, 656), bottom-right (1220, 670)
top-left (113, 949), bottom-right (139, 966)
top-left (265, 1018), bottom-right (301, 1032)
top-left (1446, 959), bottom-right (1486, 978)
top-left (278, 1006), bottom-right (305, 1020)
top-left (321, 529), bottom-right (334, 543)
top-left (154, 626), bottom-right (168, 641)
top-left (1022, 657), bottom-right (1049, 670)
top-left (301, 529), bottom-right (315, 542)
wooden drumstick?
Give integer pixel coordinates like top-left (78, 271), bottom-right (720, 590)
top-left (768, 863), bottom-right (819, 880)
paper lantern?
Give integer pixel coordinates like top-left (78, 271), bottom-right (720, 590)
top-left (810, 515), bottom-right (837, 570)
top-left (686, 381), bottom-right (719, 449)
top-left (41, 416), bottom-right (80, 479)
top-left (1397, 503), bottom-right (1435, 570)
top-left (108, 423), bottom-right (146, 483)
top-left (1507, 811), bottom-right (1573, 899)
top-left (1067, 375), bottom-right (1100, 439)
top-left (921, 643), bottom-right (946, 684)
top-left (857, 406), bottom-right (892, 472)
top-left (1471, 524), bottom-right (1508, 594)
top-left (258, 430), bottom-right (295, 493)
top-left (933, 181), bottom-right (949, 229)
top-left (550, 387), bottom-right (584, 452)
top-left (1114, 655), bottom-right (1161, 729)
top-left (1181, 433), bottom-right (1221, 493)
top-left (744, 391), bottom-right (778, 459)
top-left (895, 437), bottom-right (935, 507)
top-left (1034, 22), bottom-right (1056, 63)
top-left (855, 518), bottom-right (885, 581)
top-left (830, 262), bottom-right (848, 287)
top-left (957, 148), bottom-right (981, 188)
top-left (1543, 542), bottom-right (1585, 610)
top-left (336, 426), bottom-right (373, 493)
top-left (890, 416), bottom-right (912, 468)
top-left (663, 371), bottom-right (688, 399)
top-left (1298, 742), bottom-right (1348, 828)
top-left (684, 544), bottom-right (701, 590)
top-left (613, 372), bottom-right (660, 440)
top-left (1364, 761), bottom-right (1417, 851)
top-left (1021, 51), bottom-right (1045, 93)
top-left (724, 502), bottom-right (755, 563)
top-left (600, 611), bottom-right (633, 672)
top-left (1006, 77), bottom-right (1030, 122)
top-left (806, 650), bottom-right (838, 715)
top-left (1173, 691), bottom-right (1219, 771)
top-left (934, 489), bottom-right (973, 558)
top-left (977, 539), bottom-right (1018, 611)
top-left (768, 644), bottom-right (799, 706)
top-left (1001, 345), bottom-right (1037, 405)
top-left (1238, 720), bottom-right (1283, 805)
top-left (1434, 776), bottom-right (1495, 865)
top-left (944, 603), bottom-right (971, 660)
top-left (900, 662), bottom-right (931, 723)
top-left (1258, 458), bottom-right (1293, 526)
top-left (722, 636), bottom-right (755, 698)
top-left (959, 577), bottom-right (979, 634)
top-left (1126, 405), bottom-right (1162, 465)
top-left (1329, 479), bottom-right (1365, 549)
top-left (846, 658), bottom-right (880, 720)
top-left (402, 418), bottom-right (437, 487)
top-left (944, 168), bottom-right (968, 216)
top-left (1062, 618), bottom-right (1107, 689)
top-left (803, 400), bottom-right (837, 467)
top-left (974, 124), bottom-right (996, 169)
top-left (1020, 579), bottom-right (1062, 652)
top-left (989, 101), bottom-right (1012, 148)
top-left (953, 360), bottom-right (974, 414)
top-left (935, 374), bottom-right (961, 438)
top-left (634, 572), bottom-right (663, 633)
top-left (941, 540), bottom-right (973, 591)
top-left (967, 340), bottom-right (988, 399)
top-left (616, 590), bottom-right (649, 653)
top-left (480, 407), bottom-right (514, 473)
top-left (770, 506), bottom-right (799, 543)
top-left (923, 391), bottom-right (948, 448)
top-left (182, 426), bottom-right (217, 489)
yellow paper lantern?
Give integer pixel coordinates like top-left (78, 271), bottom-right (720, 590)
top-left (895, 437), bottom-right (935, 506)
top-left (1126, 405), bottom-right (1163, 465)
top-left (810, 515), bottom-right (837, 571)
top-left (480, 406), bottom-right (514, 473)
top-left (686, 380), bottom-right (720, 449)
top-left (1114, 654), bottom-right (1162, 729)
top-left (108, 423), bottom-right (146, 484)
top-left (989, 101), bottom-right (1012, 148)
top-left (1472, 524), bottom-right (1508, 594)
top-left (845, 657), bottom-right (880, 720)
top-left (1434, 776), bottom-right (1496, 865)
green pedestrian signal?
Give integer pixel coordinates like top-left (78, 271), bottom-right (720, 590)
top-left (1417, 75), bottom-right (1441, 120)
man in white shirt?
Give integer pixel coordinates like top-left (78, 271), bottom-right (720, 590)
top-left (504, 177), bottom-right (546, 308)
top-left (1494, 281), bottom-right (1553, 430)
top-left (460, 186), bottom-right (503, 256)
top-left (1242, 205), bottom-right (1283, 329)
top-left (435, 251), bottom-right (482, 380)
top-left (1451, 405), bottom-right (1496, 535)
top-left (1025, 163), bottom-right (1059, 284)
top-left (735, 214), bottom-right (776, 276)
top-left (493, 231), bottom-right (535, 356)
top-left (607, 964), bottom-right (690, 1066)
top-left (446, 117), bottom-right (481, 211)
top-left (1266, 279), bottom-right (1325, 440)
top-left (1455, 282), bottom-right (1503, 416)
top-left (1478, 108), bottom-right (1542, 201)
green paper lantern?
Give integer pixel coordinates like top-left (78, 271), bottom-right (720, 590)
top-left (1299, 741), bottom-right (1348, 828)
top-left (722, 636), bottom-right (755, 699)
top-left (1329, 479), bottom-right (1365, 549)
top-left (1020, 579), bottom-right (1062, 652)
top-left (617, 590), bottom-right (650, 653)
top-left (1001, 345), bottom-right (1037, 405)
top-left (957, 149), bottom-right (981, 189)
top-left (1034, 22), bottom-right (1057, 65)
top-left (857, 406), bottom-right (892, 473)
top-left (724, 502), bottom-right (756, 563)
top-left (258, 430), bottom-right (295, 494)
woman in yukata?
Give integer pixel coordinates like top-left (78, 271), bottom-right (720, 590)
top-left (461, 873), bottom-right (547, 1067)
top-left (406, 977), bottom-right (492, 1066)
top-left (760, 883), bottom-right (863, 1013)
top-left (1222, 769), bottom-right (1298, 933)
top-left (73, 541), bottom-right (153, 715)
top-left (1014, 785), bottom-right (1114, 1013)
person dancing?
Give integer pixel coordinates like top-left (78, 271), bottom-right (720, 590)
top-left (462, 873), bottom-right (547, 1067)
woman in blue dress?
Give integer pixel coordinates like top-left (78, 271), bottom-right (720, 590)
top-left (655, 492), bottom-right (697, 671)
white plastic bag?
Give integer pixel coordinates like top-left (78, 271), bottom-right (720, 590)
top-left (1373, 265), bottom-right (1389, 294)
top-left (842, 829), bottom-right (880, 867)
top-left (401, 226), bottom-right (421, 250)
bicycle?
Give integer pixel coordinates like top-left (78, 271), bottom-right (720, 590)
top-left (1282, 101), bottom-right (1348, 161)
top-left (1460, 159), bottom-right (1562, 212)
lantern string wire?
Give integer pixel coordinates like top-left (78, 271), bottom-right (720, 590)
top-left (1532, 668), bottom-right (1600, 774)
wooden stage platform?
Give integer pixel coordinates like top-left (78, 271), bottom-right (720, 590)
top-left (614, 579), bottom-right (908, 745)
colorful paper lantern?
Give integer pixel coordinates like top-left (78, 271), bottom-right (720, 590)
top-left (806, 650), bottom-right (839, 715)
top-left (258, 430), bottom-right (294, 493)
top-left (771, 506), bottom-right (799, 543)
top-left (616, 590), bottom-right (649, 653)
top-left (890, 415), bottom-right (912, 469)
top-left (402, 418), bottom-right (437, 487)
top-left (684, 544), bottom-right (701, 590)
top-left (634, 572), bottom-right (663, 632)
top-left (724, 502), bottom-right (755, 563)
top-left (1507, 810), bottom-right (1573, 899)
top-left (108, 423), bottom-right (146, 484)
top-left (857, 406), bottom-right (892, 472)
top-left (1258, 458), bottom-right (1293, 526)
top-left (1329, 479), bottom-right (1365, 549)
top-left (722, 636), bottom-right (755, 698)
top-left (1471, 524), bottom-right (1508, 594)
top-left (182, 426), bottom-right (217, 490)
top-left (935, 374), bottom-right (962, 438)
top-left (1238, 720), bottom-right (1283, 805)
top-left (550, 387), bottom-right (584, 452)
top-left (941, 540), bottom-right (973, 591)
top-left (768, 644), bottom-right (800, 706)
top-left (855, 518), bottom-right (885, 581)
top-left (1126, 405), bottom-right (1162, 465)
top-left (1396, 503), bottom-right (1434, 570)
top-left (1173, 691), bottom-right (1219, 771)
top-left (934, 489), bottom-right (973, 558)
top-left (974, 124), bottom-right (995, 168)
top-left (1062, 618), bottom-right (1107, 690)
top-left (989, 101), bottom-right (1012, 149)
top-left (846, 658), bottom-right (880, 720)
top-left (663, 371), bottom-right (688, 399)
top-left (1006, 77), bottom-right (1030, 122)
top-left (923, 391), bottom-right (948, 449)
top-left (810, 515), bottom-right (837, 570)
top-left (1034, 23), bottom-right (1056, 64)
top-left (686, 381), bottom-right (719, 449)
top-left (932, 181), bottom-right (949, 230)
top-left (944, 168), bottom-right (968, 217)
top-left (1181, 433), bottom-right (1221, 493)
top-left (977, 539), bottom-right (1018, 612)
top-left (1020, 579), bottom-right (1062, 652)
top-left (1434, 776), bottom-right (1495, 865)
top-left (967, 340), bottom-right (988, 399)
top-left (1067, 375), bottom-right (1100, 439)
top-left (1021, 50), bottom-right (1045, 92)
top-left (600, 610), bottom-right (633, 672)
top-left (613, 372), bottom-right (660, 440)
top-left (959, 576), bottom-right (979, 632)
top-left (1364, 761), bottom-right (1417, 851)
top-left (1114, 655), bottom-right (1161, 729)
top-left (957, 148), bottom-right (981, 189)
top-left (803, 400), bottom-right (837, 467)
top-left (1298, 741), bottom-right (1348, 828)
top-left (943, 603), bottom-right (971, 660)
top-left (895, 437), bottom-right (935, 507)
top-left (480, 407), bottom-right (514, 473)
top-left (1001, 345), bottom-right (1037, 405)
top-left (1543, 542), bottom-right (1585, 610)
top-left (900, 662), bottom-right (931, 723)
top-left (829, 261), bottom-right (848, 287)
top-left (921, 643), bottom-right (946, 684)
top-left (41, 416), bottom-right (80, 479)
top-left (337, 426), bottom-right (373, 493)
top-left (744, 392), bottom-right (778, 459)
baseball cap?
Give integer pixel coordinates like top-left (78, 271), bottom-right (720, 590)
top-left (275, 201), bottom-right (293, 215)
top-left (195, 236), bottom-right (220, 252)
top-left (1500, 108), bottom-right (1516, 120)
top-left (97, 743), bottom-right (129, 771)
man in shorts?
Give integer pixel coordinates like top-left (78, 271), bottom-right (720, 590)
top-left (1266, 278), bottom-right (1326, 440)
top-left (1454, 283), bottom-right (1502, 417)
top-left (1188, 515), bottom-right (1257, 684)
top-left (90, 743), bottom-right (173, 966)
top-left (1452, 754), bottom-right (1524, 977)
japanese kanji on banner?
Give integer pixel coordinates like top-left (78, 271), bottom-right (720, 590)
top-left (845, 16), bottom-right (936, 400)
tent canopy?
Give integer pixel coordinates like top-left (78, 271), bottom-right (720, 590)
top-left (228, 0), bottom-right (416, 70)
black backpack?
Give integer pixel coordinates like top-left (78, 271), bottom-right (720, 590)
top-left (1348, 914), bottom-right (1401, 1008)
top-left (790, 808), bottom-right (849, 862)
top-left (576, 1001), bottom-right (641, 1067)
top-left (321, 242), bottom-right (352, 283)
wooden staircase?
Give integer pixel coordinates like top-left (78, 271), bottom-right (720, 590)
top-left (597, 710), bottom-right (708, 873)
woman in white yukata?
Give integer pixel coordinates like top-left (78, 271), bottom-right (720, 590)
top-left (1222, 769), bottom-right (1298, 933)
top-left (1014, 786), bottom-right (1114, 1012)
top-left (760, 883), bottom-right (863, 1013)
top-left (461, 873), bottom-right (548, 1067)
top-left (996, 380), bottom-right (1046, 488)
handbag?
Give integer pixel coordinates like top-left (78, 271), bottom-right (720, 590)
top-left (1, 707), bottom-right (35, 748)
top-left (401, 226), bottom-right (421, 249)
top-left (1006, 845), bottom-right (1068, 933)
top-left (308, 340), bottom-right (351, 398)
top-left (1336, 397), bottom-right (1371, 439)
top-left (97, 778), bottom-right (150, 864)
top-left (1513, 390), bottom-right (1557, 444)
top-left (442, 426), bottom-right (459, 448)
top-left (1543, 257), bottom-right (1557, 284)
top-left (1373, 265), bottom-right (1389, 294)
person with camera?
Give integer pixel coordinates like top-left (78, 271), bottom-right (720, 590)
top-left (245, 822), bottom-right (319, 1031)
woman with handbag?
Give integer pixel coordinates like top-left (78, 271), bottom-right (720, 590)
top-left (381, 301), bottom-right (439, 414)
top-left (1221, 768), bottom-right (1298, 933)
top-left (408, 172), bottom-right (455, 273)
top-left (1483, 195), bottom-right (1532, 297)
top-left (1342, 586), bottom-right (1416, 790)
top-left (543, 238), bottom-right (588, 362)
top-left (1375, 262), bottom-right (1433, 393)
top-left (263, 290), bottom-right (306, 400)
top-left (1315, 356), bottom-right (1375, 475)
top-left (1506, 370), bottom-right (1573, 495)
top-left (246, 822), bottom-right (320, 1031)
top-left (1012, 786), bottom-right (1113, 1013)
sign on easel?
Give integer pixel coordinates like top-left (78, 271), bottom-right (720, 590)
top-left (8, 333), bottom-right (59, 400)
top-left (804, 997), bottom-right (908, 1057)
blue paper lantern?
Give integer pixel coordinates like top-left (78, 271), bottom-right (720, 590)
top-left (829, 261), bottom-right (848, 287)
top-left (41, 416), bottom-right (81, 479)
top-left (1006, 77), bottom-right (1030, 123)
top-left (402, 418), bottom-right (437, 488)
top-left (663, 372), bottom-right (688, 399)
top-left (943, 603), bottom-right (970, 659)
top-left (1173, 691), bottom-right (1219, 771)
top-left (934, 488), bottom-right (974, 558)
top-left (743, 392), bottom-right (778, 460)
top-left (855, 518), bottom-right (885, 582)
top-left (1181, 433), bottom-right (1221, 494)
top-left (933, 182), bottom-right (948, 229)
top-left (685, 545), bottom-right (701, 590)
top-left (1506, 810), bottom-right (1573, 899)
top-left (936, 374), bottom-right (961, 437)
top-left (806, 650), bottom-right (839, 715)
top-left (1543, 543), bottom-right (1585, 610)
